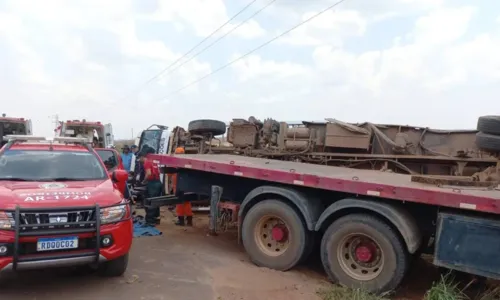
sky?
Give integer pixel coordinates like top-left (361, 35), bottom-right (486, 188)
top-left (0, 0), bottom-right (499, 139)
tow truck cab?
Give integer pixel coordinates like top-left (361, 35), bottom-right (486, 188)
top-left (0, 115), bottom-right (32, 147)
top-left (0, 135), bottom-right (131, 276)
top-left (55, 120), bottom-right (114, 148)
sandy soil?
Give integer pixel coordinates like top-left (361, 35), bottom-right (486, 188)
top-left (0, 210), bottom-right (450, 300)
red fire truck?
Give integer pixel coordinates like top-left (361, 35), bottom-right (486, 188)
top-left (55, 119), bottom-right (114, 148)
top-left (0, 114), bottom-right (32, 147)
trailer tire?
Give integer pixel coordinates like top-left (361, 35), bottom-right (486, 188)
top-left (188, 119), bottom-right (226, 136)
top-left (476, 132), bottom-right (500, 152)
top-left (242, 199), bottom-right (307, 271)
top-left (320, 214), bottom-right (409, 294)
top-left (477, 116), bottom-right (500, 135)
top-left (300, 232), bottom-right (316, 263)
top-left (98, 253), bottom-right (129, 277)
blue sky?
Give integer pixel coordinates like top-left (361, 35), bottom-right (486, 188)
top-left (0, 0), bottom-right (499, 138)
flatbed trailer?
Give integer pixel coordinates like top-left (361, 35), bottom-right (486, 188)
top-left (148, 153), bottom-right (500, 294)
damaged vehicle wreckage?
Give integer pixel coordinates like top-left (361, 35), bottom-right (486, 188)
top-left (0, 135), bottom-right (132, 277)
top-left (141, 115), bottom-right (500, 294)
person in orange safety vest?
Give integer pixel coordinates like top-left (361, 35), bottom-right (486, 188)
top-left (169, 146), bottom-right (193, 226)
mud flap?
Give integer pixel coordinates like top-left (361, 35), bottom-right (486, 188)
top-left (434, 212), bottom-right (500, 279)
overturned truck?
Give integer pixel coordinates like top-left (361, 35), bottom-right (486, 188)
top-left (169, 116), bottom-right (500, 182)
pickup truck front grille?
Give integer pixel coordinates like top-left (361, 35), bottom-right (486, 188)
top-left (19, 210), bottom-right (95, 226)
top-left (15, 209), bottom-right (98, 234)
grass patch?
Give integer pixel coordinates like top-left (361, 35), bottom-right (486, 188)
top-left (475, 287), bottom-right (500, 300)
top-left (424, 273), bottom-right (468, 300)
top-left (317, 285), bottom-right (390, 300)
top-left (424, 272), bottom-right (500, 300)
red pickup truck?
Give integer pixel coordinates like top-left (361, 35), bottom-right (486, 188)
top-left (0, 136), bottom-right (132, 276)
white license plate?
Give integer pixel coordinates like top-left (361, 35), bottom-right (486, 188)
top-left (37, 237), bottom-right (78, 252)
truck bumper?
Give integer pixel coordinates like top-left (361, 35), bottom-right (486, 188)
top-left (0, 204), bottom-right (133, 272)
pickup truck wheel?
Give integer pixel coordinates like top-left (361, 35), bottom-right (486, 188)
top-left (477, 116), bottom-right (500, 135)
top-left (242, 199), bottom-right (307, 271)
top-left (188, 119), bottom-right (226, 136)
top-left (98, 254), bottom-right (129, 277)
top-left (321, 214), bottom-right (409, 294)
top-left (476, 132), bottom-right (500, 152)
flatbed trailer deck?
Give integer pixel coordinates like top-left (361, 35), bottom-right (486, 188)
top-left (150, 154), bottom-right (500, 213)
top-left (148, 153), bottom-right (500, 294)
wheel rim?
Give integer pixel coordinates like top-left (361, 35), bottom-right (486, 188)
top-left (254, 215), bottom-right (291, 256)
top-left (336, 233), bottom-right (384, 281)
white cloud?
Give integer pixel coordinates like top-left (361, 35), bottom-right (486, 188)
top-left (230, 54), bottom-right (312, 82)
top-left (412, 6), bottom-right (477, 45)
top-left (148, 0), bottom-right (266, 39)
top-left (279, 9), bottom-right (367, 46)
top-left (0, 0), bottom-right (499, 139)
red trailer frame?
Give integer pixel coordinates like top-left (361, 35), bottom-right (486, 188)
top-left (149, 154), bottom-right (500, 214)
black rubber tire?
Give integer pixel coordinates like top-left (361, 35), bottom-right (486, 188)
top-left (476, 132), bottom-right (500, 152)
top-left (98, 254), bottom-right (129, 277)
top-left (300, 232), bottom-right (316, 263)
top-left (242, 200), bottom-right (308, 271)
top-left (320, 214), bottom-right (409, 295)
top-left (188, 119), bottom-right (226, 136)
top-left (477, 116), bottom-right (500, 135)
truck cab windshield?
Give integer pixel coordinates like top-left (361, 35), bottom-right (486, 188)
top-left (0, 150), bottom-right (108, 181)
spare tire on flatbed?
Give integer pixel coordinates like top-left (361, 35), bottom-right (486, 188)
top-left (477, 116), bottom-right (500, 135)
top-left (476, 132), bottom-right (500, 152)
top-left (188, 119), bottom-right (226, 136)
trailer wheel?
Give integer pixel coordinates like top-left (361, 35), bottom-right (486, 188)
top-left (476, 132), bottom-right (500, 152)
top-left (242, 199), bottom-right (307, 271)
top-left (188, 119), bottom-right (226, 136)
top-left (98, 254), bottom-right (129, 277)
top-left (477, 115), bottom-right (500, 135)
top-left (321, 214), bottom-right (409, 294)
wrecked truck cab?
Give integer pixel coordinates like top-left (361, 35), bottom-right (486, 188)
top-left (0, 136), bottom-right (132, 276)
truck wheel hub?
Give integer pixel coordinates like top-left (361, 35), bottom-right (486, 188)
top-left (355, 245), bottom-right (373, 263)
top-left (255, 216), bottom-right (291, 256)
top-left (337, 234), bottom-right (385, 281)
top-left (271, 225), bottom-right (288, 242)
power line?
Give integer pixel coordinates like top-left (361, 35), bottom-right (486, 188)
top-left (152, 0), bottom-right (277, 83)
top-left (157, 0), bottom-right (349, 102)
top-left (117, 0), bottom-right (258, 101)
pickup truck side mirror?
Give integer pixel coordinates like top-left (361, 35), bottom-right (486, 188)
top-left (111, 169), bottom-right (128, 183)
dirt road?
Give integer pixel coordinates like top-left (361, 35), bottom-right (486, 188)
top-left (0, 212), bottom-right (440, 300)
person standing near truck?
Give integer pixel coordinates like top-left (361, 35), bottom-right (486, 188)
top-left (141, 148), bottom-right (162, 225)
top-left (121, 145), bottom-right (133, 172)
top-left (170, 147), bottom-right (193, 227)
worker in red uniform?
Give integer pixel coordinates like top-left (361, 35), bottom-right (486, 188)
top-left (170, 146), bottom-right (193, 226)
top-left (141, 148), bottom-right (162, 226)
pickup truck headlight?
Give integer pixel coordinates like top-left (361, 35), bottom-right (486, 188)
top-left (100, 204), bottom-right (127, 224)
top-left (0, 212), bottom-right (15, 229)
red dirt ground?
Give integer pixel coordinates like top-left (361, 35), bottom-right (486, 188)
top-left (0, 209), bottom-right (476, 300)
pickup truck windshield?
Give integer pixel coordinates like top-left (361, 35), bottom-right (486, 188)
top-left (0, 150), bottom-right (107, 181)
